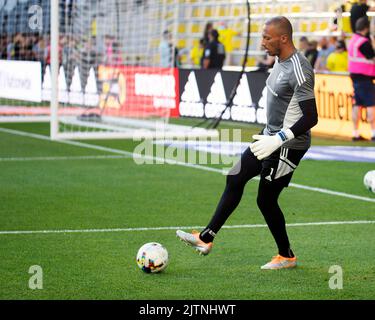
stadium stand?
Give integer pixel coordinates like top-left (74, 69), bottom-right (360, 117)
top-left (0, 0), bottom-right (373, 69)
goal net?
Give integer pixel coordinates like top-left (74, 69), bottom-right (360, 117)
top-left (54, 0), bottom-right (219, 139)
top-left (0, 0), bottom-right (217, 139)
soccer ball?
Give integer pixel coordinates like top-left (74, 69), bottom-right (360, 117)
top-left (136, 242), bottom-right (169, 273)
top-left (363, 170), bottom-right (375, 193)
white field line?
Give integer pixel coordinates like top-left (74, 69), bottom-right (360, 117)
top-left (0, 127), bottom-right (135, 156)
top-left (0, 220), bottom-right (374, 235)
top-left (1, 127), bottom-right (375, 203)
top-left (0, 155), bottom-right (131, 162)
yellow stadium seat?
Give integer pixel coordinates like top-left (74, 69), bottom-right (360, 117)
top-left (233, 6), bottom-right (241, 16)
top-left (165, 11), bottom-right (173, 19)
top-left (177, 39), bottom-right (186, 48)
top-left (192, 8), bottom-right (200, 17)
top-left (204, 8), bottom-right (212, 17)
top-left (281, 6), bottom-right (289, 14)
top-left (191, 24), bottom-right (200, 33)
top-left (291, 5), bottom-right (301, 13)
top-left (310, 21), bottom-right (318, 32)
top-left (300, 22), bottom-right (309, 33)
top-left (178, 24), bottom-right (186, 34)
top-left (250, 23), bottom-right (259, 33)
top-left (248, 57), bottom-right (257, 67)
top-left (151, 39), bottom-right (160, 49)
top-left (192, 39), bottom-right (200, 46)
top-left (234, 22), bottom-right (244, 33)
top-left (218, 7), bottom-right (226, 17)
top-left (320, 21), bottom-right (329, 31)
top-left (242, 56), bottom-right (256, 67)
top-left (232, 39), bottom-right (242, 50)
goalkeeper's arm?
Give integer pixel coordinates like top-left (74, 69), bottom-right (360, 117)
top-left (250, 99), bottom-right (318, 160)
top-left (288, 99), bottom-right (318, 138)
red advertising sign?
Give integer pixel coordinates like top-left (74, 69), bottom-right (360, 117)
top-left (98, 66), bottom-right (179, 118)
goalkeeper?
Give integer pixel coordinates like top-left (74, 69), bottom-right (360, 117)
top-left (177, 16), bottom-right (318, 270)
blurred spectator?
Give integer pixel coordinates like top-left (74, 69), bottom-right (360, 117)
top-left (175, 48), bottom-right (182, 68)
top-left (159, 30), bottom-right (173, 67)
top-left (332, 5), bottom-right (352, 34)
top-left (45, 35), bottom-right (63, 66)
top-left (305, 40), bottom-right (318, 68)
top-left (6, 35), bottom-right (14, 60)
top-left (104, 35), bottom-right (115, 65)
top-left (350, 0), bottom-right (374, 33)
top-left (328, 36), bottom-right (338, 49)
top-left (110, 41), bottom-right (123, 66)
top-left (314, 37), bottom-right (335, 71)
top-left (348, 17), bottom-right (375, 141)
top-left (11, 33), bottom-right (23, 60)
top-left (202, 29), bottom-right (225, 69)
top-left (23, 35), bottom-right (35, 61)
top-left (159, 30), bottom-right (180, 68)
top-left (0, 36), bottom-right (7, 59)
top-left (332, 5), bottom-right (344, 31)
top-left (299, 36), bottom-right (309, 55)
top-left (32, 36), bottom-right (46, 66)
top-left (202, 22), bottom-right (214, 47)
top-left (326, 40), bottom-right (348, 72)
top-left (190, 38), bottom-right (205, 68)
top-left (217, 21), bottom-right (238, 65)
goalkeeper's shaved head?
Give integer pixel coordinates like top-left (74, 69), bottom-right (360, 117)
top-left (261, 16), bottom-right (296, 60)
top-left (265, 16), bottom-right (293, 40)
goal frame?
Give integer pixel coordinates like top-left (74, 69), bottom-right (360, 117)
top-left (49, 0), bottom-right (218, 140)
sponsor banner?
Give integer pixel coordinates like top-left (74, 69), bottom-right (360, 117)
top-left (313, 73), bottom-right (373, 140)
top-left (0, 60), bottom-right (42, 102)
top-left (179, 70), bottom-right (373, 140)
top-left (98, 66), bottom-right (179, 117)
top-left (178, 69), bottom-right (268, 124)
top-left (42, 65), bottom-right (99, 106)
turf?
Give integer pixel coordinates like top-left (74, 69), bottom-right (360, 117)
top-left (0, 121), bottom-right (374, 300)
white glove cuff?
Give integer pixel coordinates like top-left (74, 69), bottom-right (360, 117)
top-left (277, 129), bottom-right (294, 143)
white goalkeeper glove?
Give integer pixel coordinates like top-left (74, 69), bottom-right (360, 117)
top-left (250, 129), bottom-right (294, 160)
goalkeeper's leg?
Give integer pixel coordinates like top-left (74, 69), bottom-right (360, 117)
top-left (176, 147), bottom-right (262, 252)
top-left (257, 176), bottom-right (292, 258)
top-left (257, 148), bottom-right (307, 269)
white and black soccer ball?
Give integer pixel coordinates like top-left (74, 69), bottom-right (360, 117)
top-left (136, 242), bottom-right (169, 273)
top-left (363, 170), bottom-right (375, 193)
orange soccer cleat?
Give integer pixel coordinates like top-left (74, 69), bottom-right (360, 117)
top-left (261, 254), bottom-right (297, 270)
top-left (176, 230), bottom-right (213, 255)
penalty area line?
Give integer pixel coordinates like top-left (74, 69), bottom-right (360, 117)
top-left (0, 220), bottom-right (375, 235)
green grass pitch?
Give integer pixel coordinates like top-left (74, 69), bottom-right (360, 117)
top-left (0, 121), bottom-right (374, 300)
